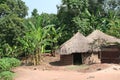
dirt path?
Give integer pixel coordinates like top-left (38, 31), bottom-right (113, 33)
top-left (14, 65), bottom-right (120, 80)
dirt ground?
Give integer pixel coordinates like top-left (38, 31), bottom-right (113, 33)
top-left (14, 54), bottom-right (120, 80)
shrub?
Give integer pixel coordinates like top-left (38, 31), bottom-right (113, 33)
top-left (0, 58), bottom-right (21, 80)
top-left (0, 59), bottom-right (11, 71)
top-left (0, 58), bottom-right (21, 71)
top-left (0, 71), bottom-right (14, 80)
top-left (7, 58), bottom-right (21, 67)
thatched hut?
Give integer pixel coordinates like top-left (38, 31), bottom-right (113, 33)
top-left (87, 30), bottom-right (120, 63)
top-left (60, 32), bottom-right (92, 65)
top-left (87, 30), bottom-right (120, 45)
top-left (59, 30), bottom-right (120, 65)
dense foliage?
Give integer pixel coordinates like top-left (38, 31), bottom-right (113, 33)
top-left (18, 18), bottom-right (62, 65)
top-left (0, 0), bottom-right (120, 79)
top-left (0, 0), bottom-right (28, 58)
top-left (57, 0), bottom-right (120, 42)
top-left (0, 0), bottom-right (120, 65)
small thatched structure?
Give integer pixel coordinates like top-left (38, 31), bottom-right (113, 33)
top-left (87, 30), bottom-right (120, 45)
top-left (60, 32), bottom-right (97, 65)
top-left (59, 30), bottom-right (120, 65)
top-left (60, 32), bottom-right (89, 55)
top-left (87, 30), bottom-right (120, 63)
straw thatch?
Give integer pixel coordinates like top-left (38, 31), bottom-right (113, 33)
top-left (60, 32), bottom-right (90, 55)
top-left (86, 30), bottom-right (120, 51)
top-left (87, 30), bottom-right (120, 44)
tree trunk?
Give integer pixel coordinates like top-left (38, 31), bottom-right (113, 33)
top-left (33, 54), bottom-right (36, 66)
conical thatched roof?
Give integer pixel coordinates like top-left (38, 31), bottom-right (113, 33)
top-left (86, 30), bottom-right (120, 52)
top-left (60, 32), bottom-right (90, 55)
top-left (87, 30), bottom-right (120, 44)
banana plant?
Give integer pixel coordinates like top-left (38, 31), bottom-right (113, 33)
top-left (17, 19), bottom-right (55, 65)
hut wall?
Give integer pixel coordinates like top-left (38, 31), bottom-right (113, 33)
top-left (101, 47), bottom-right (120, 63)
top-left (82, 53), bottom-right (101, 64)
top-left (60, 55), bottom-right (73, 65)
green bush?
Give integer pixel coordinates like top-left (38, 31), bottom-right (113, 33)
top-left (0, 58), bottom-right (21, 71)
top-left (0, 58), bottom-right (21, 80)
top-left (0, 71), bottom-right (14, 80)
top-left (6, 58), bottom-right (21, 67)
top-left (0, 59), bottom-right (11, 71)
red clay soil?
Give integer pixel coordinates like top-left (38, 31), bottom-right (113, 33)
top-left (14, 54), bottom-right (120, 80)
top-left (14, 65), bottom-right (120, 80)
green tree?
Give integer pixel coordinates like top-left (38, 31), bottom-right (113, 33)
top-left (32, 8), bottom-right (39, 17)
top-left (18, 16), bottom-right (60, 65)
top-left (40, 13), bottom-right (59, 28)
top-left (0, 0), bottom-right (28, 18)
top-left (88, 0), bottom-right (104, 16)
top-left (0, 0), bottom-right (28, 57)
top-left (28, 12), bottom-right (59, 29)
top-left (57, 0), bottom-right (90, 42)
top-left (17, 21), bottom-right (47, 65)
top-left (106, 12), bottom-right (120, 38)
top-left (57, 0), bottom-right (120, 43)
top-left (0, 14), bottom-right (25, 57)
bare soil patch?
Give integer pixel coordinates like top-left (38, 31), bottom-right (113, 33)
top-left (14, 54), bottom-right (120, 80)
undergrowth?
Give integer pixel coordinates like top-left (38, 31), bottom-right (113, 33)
top-left (0, 58), bottom-right (21, 80)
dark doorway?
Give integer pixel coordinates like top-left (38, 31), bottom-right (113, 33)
top-left (73, 53), bottom-right (82, 65)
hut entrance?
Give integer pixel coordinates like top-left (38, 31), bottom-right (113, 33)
top-left (73, 53), bottom-right (82, 65)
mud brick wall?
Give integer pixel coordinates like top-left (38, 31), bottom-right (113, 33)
top-left (60, 55), bottom-right (73, 65)
top-left (82, 53), bottom-right (101, 64)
